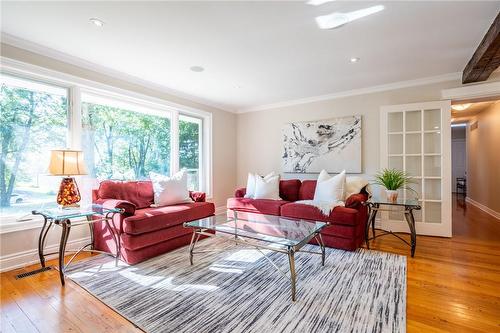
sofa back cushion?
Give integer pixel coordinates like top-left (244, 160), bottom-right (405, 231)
top-left (279, 179), bottom-right (301, 201)
top-left (97, 180), bottom-right (154, 209)
top-left (299, 180), bottom-right (317, 200)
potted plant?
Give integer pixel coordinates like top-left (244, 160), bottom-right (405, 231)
top-left (373, 168), bottom-right (416, 202)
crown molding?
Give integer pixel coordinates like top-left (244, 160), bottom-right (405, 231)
top-left (1, 33), bottom-right (236, 114)
top-left (238, 72), bottom-right (462, 113)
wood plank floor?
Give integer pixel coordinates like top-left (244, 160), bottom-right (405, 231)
top-left (1, 194), bottom-right (499, 332)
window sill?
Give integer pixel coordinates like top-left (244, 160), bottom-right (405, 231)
top-left (0, 218), bottom-right (46, 234)
top-left (0, 216), bottom-right (89, 234)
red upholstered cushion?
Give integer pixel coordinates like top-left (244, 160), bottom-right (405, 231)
top-left (121, 224), bottom-right (191, 251)
top-left (122, 201), bottom-right (215, 234)
top-left (345, 193), bottom-right (368, 208)
top-left (279, 179), bottom-right (301, 201)
top-left (235, 188), bottom-right (246, 198)
top-left (299, 180), bottom-right (317, 200)
top-left (94, 198), bottom-right (136, 216)
top-left (280, 202), bottom-right (359, 226)
top-left (97, 180), bottom-right (154, 209)
top-left (189, 191), bottom-right (206, 202)
top-left (227, 198), bottom-right (289, 216)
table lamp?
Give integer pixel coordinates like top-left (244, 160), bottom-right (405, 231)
top-left (48, 149), bottom-right (88, 208)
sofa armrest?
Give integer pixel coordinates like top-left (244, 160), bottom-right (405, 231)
top-left (189, 191), bottom-right (206, 202)
top-left (235, 188), bottom-right (246, 198)
top-left (94, 198), bottom-right (136, 216)
top-left (345, 193), bottom-right (368, 209)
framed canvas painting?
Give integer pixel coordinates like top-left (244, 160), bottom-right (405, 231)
top-left (282, 115), bottom-right (362, 173)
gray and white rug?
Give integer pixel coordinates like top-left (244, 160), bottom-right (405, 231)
top-left (66, 238), bottom-right (406, 333)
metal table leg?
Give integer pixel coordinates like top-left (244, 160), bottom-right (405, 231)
top-left (365, 205), bottom-right (378, 249)
top-left (315, 233), bottom-right (326, 266)
top-left (58, 219), bottom-right (71, 285)
top-left (287, 247), bottom-right (297, 302)
top-left (404, 209), bottom-right (417, 257)
top-left (188, 230), bottom-right (201, 265)
top-left (104, 212), bottom-right (121, 266)
top-left (38, 217), bottom-right (52, 267)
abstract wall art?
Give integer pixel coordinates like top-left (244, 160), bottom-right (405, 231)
top-left (282, 116), bottom-right (362, 173)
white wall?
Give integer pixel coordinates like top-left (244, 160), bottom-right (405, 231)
top-left (0, 43), bottom-right (237, 271)
top-left (466, 103), bottom-right (500, 215)
top-left (236, 80), bottom-right (462, 187)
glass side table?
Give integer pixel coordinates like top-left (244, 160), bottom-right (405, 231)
top-left (32, 204), bottom-right (124, 285)
top-left (362, 196), bottom-right (421, 257)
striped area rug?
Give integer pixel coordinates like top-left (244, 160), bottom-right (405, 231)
top-left (66, 238), bottom-right (406, 333)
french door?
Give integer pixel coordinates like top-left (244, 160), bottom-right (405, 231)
top-left (380, 100), bottom-right (452, 237)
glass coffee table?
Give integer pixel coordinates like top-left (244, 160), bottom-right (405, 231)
top-left (184, 211), bottom-right (327, 301)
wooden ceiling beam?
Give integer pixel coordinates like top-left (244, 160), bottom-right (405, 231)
top-left (462, 12), bottom-right (500, 84)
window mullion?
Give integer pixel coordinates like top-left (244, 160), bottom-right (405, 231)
top-left (171, 110), bottom-right (180, 175)
top-left (69, 86), bottom-right (82, 149)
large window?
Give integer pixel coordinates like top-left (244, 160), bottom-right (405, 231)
top-left (0, 70), bottom-right (210, 226)
top-left (82, 99), bottom-right (171, 180)
top-left (0, 75), bottom-right (68, 220)
top-left (179, 115), bottom-right (202, 191)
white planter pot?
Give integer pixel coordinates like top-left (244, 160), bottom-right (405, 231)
top-left (386, 190), bottom-right (398, 202)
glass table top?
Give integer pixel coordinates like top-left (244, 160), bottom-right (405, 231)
top-left (32, 204), bottom-right (123, 220)
top-left (184, 212), bottom-right (327, 247)
top-left (366, 195), bottom-right (421, 208)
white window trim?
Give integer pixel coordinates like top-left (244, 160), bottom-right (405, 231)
top-left (0, 57), bottom-right (213, 234)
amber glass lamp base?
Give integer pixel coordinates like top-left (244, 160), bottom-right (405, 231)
top-left (57, 177), bottom-right (82, 208)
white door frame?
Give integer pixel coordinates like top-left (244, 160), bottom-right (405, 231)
top-left (380, 100), bottom-right (452, 237)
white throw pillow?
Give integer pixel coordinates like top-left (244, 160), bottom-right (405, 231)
top-left (253, 175), bottom-right (281, 200)
top-left (313, 170), bottom-right (346, 203)
top-left (150, 170), bottom-right (191, 207)
top-left (244, 172), bottom-right (275, 198)
top-left (344, 176), bottom-right (369, 199)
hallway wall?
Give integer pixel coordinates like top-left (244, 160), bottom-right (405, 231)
top-left (466, 102), bottom-right (500, 216)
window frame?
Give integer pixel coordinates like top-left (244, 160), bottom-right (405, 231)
top-left (0, 58), bottom-right (213, 233)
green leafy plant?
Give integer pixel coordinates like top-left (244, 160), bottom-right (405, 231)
top-left (373, 168), bottom-right (416, 192)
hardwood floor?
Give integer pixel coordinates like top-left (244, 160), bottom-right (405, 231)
top-left (1, 194), bottom-right (499, 332)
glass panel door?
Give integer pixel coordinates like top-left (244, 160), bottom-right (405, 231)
top-left (381, 101), bottom-right (451, 237)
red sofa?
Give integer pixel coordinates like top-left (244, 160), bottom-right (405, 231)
top-left (92, 180), bottom-right (214, 264)
top-left (227, 179), bottom-right (368, 251)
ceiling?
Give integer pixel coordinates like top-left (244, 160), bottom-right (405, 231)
top-left (452, 101), bottom-right (497, 121)
top-left (1, 1), bottom-right (499, 112)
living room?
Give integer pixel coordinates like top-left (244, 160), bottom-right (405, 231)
top-left (1, 1), bottom-right (499, 333)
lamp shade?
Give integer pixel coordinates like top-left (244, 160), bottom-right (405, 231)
top-left (48, 149), bottom-right (88, 176)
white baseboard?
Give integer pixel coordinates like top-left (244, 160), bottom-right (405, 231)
top-left (215, 205), bottom-right (228, 215)
top-left (0, 237), bottom-right (91, 273)
top-left (465, 197), bottom-right (500, 220)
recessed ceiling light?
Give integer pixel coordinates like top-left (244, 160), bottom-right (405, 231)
top-left (89, 18), bottom-right (105, 27)
top-left (350, 57), bottom-right (360, 63)
top-left (451, 103), bottom-right (472, 111)
top-left (315, 5), bottom-right (385, 30)
top-left (190, 66), bottom-right (205, 73)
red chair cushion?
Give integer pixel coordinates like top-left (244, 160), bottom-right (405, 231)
top-left (97, 180), bottom-right (154, 209)
top-left (279, 179), bottom-right (301, 201)
top-left (122, 201), bottom-right (215, 234)
top-left (94, 198), bottom-right (136, 216)
top-left (227, 198), bottom-right (289, 216)
top-left (345, 193), bottom-right (368, 209)
top-left (298, 180), bottom-right (317, 200)
top-left (121, 224), bottom-right (191, 251)
top-left (280, 202), bottom-right (359, 226)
